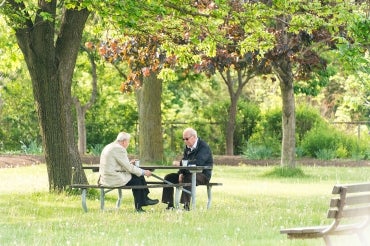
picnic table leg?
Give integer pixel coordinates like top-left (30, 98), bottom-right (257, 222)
top-left (191, 172), bottom-right (196, 210)
top-left (81, 188), bottom-right (88, 212)
top-left (175, 186), bottom-right (181, 208)
top-left (116, 188), bottom-right (122, 209)
top-left (207, 185), bottom-right (212, 209)
top-left (323, 235), bottom-right (332, 246)
top-left (100, 188), bottom-right (105, 211)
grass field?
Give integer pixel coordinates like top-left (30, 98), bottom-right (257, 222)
top-left (1, 164), bottom-right (370, 246)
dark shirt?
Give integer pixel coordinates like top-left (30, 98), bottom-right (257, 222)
top-left (180, 137), bottom-right (213, 180)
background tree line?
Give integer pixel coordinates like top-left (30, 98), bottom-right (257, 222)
top-left (0, 0), bottom-right (369, 191)
top-left (1, 57), bottom-right (369, 160)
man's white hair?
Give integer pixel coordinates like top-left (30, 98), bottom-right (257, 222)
top-left (183, 127), bottom-right (197, 137)
top-left (116, 132), bottom-right (131, 142)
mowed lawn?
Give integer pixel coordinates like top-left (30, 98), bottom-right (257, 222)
top-left (1, 163), bottom-right (370, 246)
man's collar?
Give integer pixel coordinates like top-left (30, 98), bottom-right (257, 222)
top-left (188, 137), bottom-right (199, 150)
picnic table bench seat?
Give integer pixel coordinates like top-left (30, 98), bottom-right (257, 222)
top-left (70, 181), bottom-right (222, 212)
top-left (280, 182), bottom-right (370, 246)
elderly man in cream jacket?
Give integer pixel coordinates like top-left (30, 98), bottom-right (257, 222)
top-left (99, 131), bottom-right (158, 212)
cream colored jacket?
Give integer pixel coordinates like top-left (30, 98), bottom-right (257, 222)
top-left (99, 141), bottom-right (142, 187)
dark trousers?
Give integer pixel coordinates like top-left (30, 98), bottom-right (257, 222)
top-left (126, 175), bottom-right (149, 209)
top-left (161, 173), bottom-right (209, 205)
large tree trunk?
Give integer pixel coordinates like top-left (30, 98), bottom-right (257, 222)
top-left (136, 72), bottom-right (163, 163)
top-left (14, 4), bottom-right (89, 190)
top-left (272, 59), bottom-right (296, 168)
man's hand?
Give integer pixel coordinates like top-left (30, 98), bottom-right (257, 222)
top-left (143, 169), bottom-right (152, 177)
top-left (178, 173), bottom-right (184, 183)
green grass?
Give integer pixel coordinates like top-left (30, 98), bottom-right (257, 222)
top-left (1, 164), bottom-right (370, 245)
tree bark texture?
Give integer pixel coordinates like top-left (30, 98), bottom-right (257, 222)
top-left (13, 2), bottom-right (89, 190)
top-left (136, 72), bottom-right (164, 163)
top-left (272, 59), bottom-right (296, 168)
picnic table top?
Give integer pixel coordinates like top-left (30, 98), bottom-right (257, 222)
top-left (82, 165), bottom-right (212, 172)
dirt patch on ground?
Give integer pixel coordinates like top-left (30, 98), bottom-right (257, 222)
top-left (0, 154), bottom-right (369, 168)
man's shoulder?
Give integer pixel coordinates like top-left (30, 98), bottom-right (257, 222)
top-left (198, 138), bottom-right (211, 148)
top-left (102, 142), bottom-right (124, 154)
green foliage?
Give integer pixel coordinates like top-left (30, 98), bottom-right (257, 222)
top-left (262, 108), bottom-right (283, 141)
top-left (301, 124), bottom-right (369, 159)
top-left (243, 134), bottom-right (281, 159)
top-left (0, 76), bottom-right (41, 151)
top-left (85, 95), bottom-right (138, 151)
top-left (262, 105), bottom-right (324, 144)
top-left (243, 144), bottom-right (274, 160)
top-left (295, 105), bottom-right (325, 143)
top-left (301, 126), bottom-right (340, 158)
top-left (199, 99), bottom-right (262, 155)
top-left (294, 67), bottom-right (336, 96)
top-left (315, 149), bottom-right (337, 160)
top-left (88, 144), bottom-right (104, 156)
top-left (234, 100), bottom-right (262, 154)
top-left (20, 140), bottom-right (43, 154)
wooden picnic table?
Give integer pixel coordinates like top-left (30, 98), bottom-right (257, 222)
top-left (82, 164), bottom-right (213, 210)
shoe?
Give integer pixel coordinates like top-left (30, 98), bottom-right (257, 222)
top-left (136, 207), bottom-right (146, 213)
top-left (184, 203), bottom-right (190, 211)
top-left (144, 198), bottom-right (159, 206)
top-left (166, 204), bottom-right (174, 210)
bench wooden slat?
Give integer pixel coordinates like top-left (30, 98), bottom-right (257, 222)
top-left (328, 205), bottom-right (370, 218)
top-left (332, 182), bottom-right (370, 194)
top-left (330, 194), bottom-right (370, 207)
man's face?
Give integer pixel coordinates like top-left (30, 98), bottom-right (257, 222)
top-left (119, 139), bottom-right (130, 148)
top-left (182, 132), bottom-right (196, 147)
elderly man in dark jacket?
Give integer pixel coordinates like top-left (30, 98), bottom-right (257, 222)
top-left (161, 127), bottom-right (213, 210)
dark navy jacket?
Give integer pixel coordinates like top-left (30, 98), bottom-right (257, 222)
top-left (180, 138), bottom-right (213, 180)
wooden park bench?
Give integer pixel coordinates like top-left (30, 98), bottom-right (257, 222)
top-left (280, 182), bottom-right (370, 246)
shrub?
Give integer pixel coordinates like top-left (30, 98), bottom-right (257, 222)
top-left (20, 140), bottom-right (43, 154)
top-left (315, 149), bottom-right (337, 160)
top-left (301, 124), bottom-right (369, 159)
top-left (243, 133), bottom-right (281, 159)
top-left (301, 125), bottom-right (340, 158)
top-left (200, 99), bottom-right (261, 155)
top-left (261, 105), bottom-right (324, 145)
top-left (243, 144), bottom-right (274, 160)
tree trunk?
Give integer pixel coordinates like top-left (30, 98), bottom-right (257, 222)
top-left (272, 59), bottom-right (296, 168)
top-left (136, 72), bottom-right (163, 163)
top-left (75, 101), bottom-right (87, 155)
top-left (224, 69), bottom-right (250, 155)
top-left (226, 97), bottom-right (237, 155)
top-left (14, 6), bottom-right (89, 190)
top-left (74, 48), bottom-right (98, 155)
